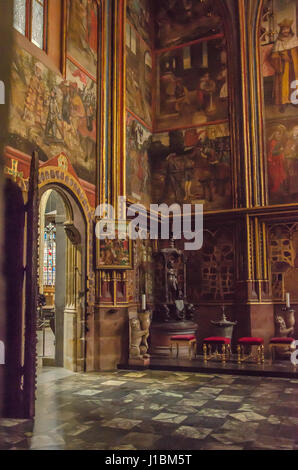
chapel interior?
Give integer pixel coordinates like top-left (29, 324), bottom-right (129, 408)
top-left (1, 0), bottom-right (298, 451)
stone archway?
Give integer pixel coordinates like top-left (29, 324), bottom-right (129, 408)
top-left (38, 184), bottom-right (87, 372)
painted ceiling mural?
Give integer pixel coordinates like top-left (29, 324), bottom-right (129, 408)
top-left (261, 0), bottom-right (298, 204)
top-left (9, 47), bottom-right (97, 184)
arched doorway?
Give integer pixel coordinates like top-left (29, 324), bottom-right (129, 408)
top-left (38, 186), bottom-right (87, 373)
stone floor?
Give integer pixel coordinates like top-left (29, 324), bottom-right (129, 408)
top-left (1, 367), bottom-right (298, 450)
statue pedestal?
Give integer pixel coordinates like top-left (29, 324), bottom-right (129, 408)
top-left (129, 357), bottom-right (150, 368)
top-left (150, 321), bottom-right (198, 357)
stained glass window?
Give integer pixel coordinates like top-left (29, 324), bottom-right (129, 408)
top-left (43, 223), bottom-right (56, 286)
top-left (13, 0), bottom-right (47, 50)
top-left (32, 0), bottom-right (45, 49)
top-left (13, 0), bottom-right (26, 35)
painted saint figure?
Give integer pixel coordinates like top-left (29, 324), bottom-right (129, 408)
top-left (270, 19), bottom-right (298, 113)
top-left (285, 124), bottom-right (298, 195)
top-left (45, 89), bottom-right (62, 141)
top-left (267, 125), bottom-right (287, 194)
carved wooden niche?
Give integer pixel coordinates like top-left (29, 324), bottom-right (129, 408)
top-left (269, 223), bottom-right (298, 302)
top-left (187, 226), bottom-right (235, 303)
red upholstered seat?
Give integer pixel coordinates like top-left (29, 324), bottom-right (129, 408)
top-left (203, 337), bottom-right (231, 345)
top-left (238, 337), bottom-right (264, 345)
top-left (171, 335), bottom-right (196, 341)
top-left (270, 337), bottom-right (295, 344)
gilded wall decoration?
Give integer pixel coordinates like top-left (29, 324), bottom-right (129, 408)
top-left (67, 0), bottom-right (99, 78)
top-left (9, 48), bottom-right (97, 184)
top-left (149, 123), bottom-right (232, 210)
top-left (261, 0), bottom-right (298, 204)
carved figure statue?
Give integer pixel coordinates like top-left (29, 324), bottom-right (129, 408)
top-left (129, 311), bottom-right (152, 360)
top-left (275, 313), bottom-right (295, 358)
top-left (139, 311), bottom-right (151, 358)
top-left (129, 317), bottom-right (146, 359)
top-left (167, 258), bottom-right (179, 302)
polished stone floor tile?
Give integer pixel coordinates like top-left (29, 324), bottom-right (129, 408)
top-left (1, 367), bottom-right (298, 450)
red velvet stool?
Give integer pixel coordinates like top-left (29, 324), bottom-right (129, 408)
top-left (237, 337), bottom-right (264, 364)
top-left (269, 337), bottom-right (295, 363)
top-left (170, 335), bottom-right (197, 360)
top-left (203, 337), bottom-right (231, 364)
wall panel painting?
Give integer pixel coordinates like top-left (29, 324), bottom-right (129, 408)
top-left (126, 22), bottom-right (153, 127)
top-left (149, 122), bottom-right (232, 211)
top-left (156, 38), bottom-right (228, 132)
top-left (261, 0), bottom-right (298, 204)
top-left (126, 112), bottom-right (152, 207)
top-left (155, 0), bottom-right (223, 50)
top-left (9, 47), bottom-right (97, 184)
top-left (67, 0), bottom-right (99, 78)
top-left (126, 0), bottom-right (152, 46)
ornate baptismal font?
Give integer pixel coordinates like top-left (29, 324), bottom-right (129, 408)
top-left (150, 239), bottom-right (198, 357)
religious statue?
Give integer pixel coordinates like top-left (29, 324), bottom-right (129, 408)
top-left (151, 238), bottom-right (198, 357)
top-left (129, 311), bottom-right (152, 362)
top-left (167, 257), bottom-right (180, 303)
top-left (153, 238), bottom-right (198, 323)
top-left (139, 311), bottom-right (151, 358)
top-left (275, 307), bottom-right (296, 358)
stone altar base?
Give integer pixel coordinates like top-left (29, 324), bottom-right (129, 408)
top-left (150, 321), bottom-right (198, 358)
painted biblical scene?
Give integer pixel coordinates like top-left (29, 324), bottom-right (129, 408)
top-left (126, 113), bottom-right (152, 207)
top-left (156, 38), bottom-right (228, 131)
top-left (261, 0), bottom-right (298, 203)
top-left (261, 0), bottom-right (298, 120)
top-left (267, 120), bottom-right (298, 203)
top-left (9, 48), bottom-right (97, 184)
top-left (67, 0), bottom-right (99, 78)
top-left (155, 0), bottom-right (223, 50)
top-left (126, 22), bottom-right (153, 127)
top-left (149, 122), bottom-right (232, 211)
top-left (97, 226), bottom-right (133, 270)
top-left (126, 0), bottom-right (152, 46)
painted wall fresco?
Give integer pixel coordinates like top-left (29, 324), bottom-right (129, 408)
top-left (126, 0), bottom-right (152, 46)
top-left (261, 0), bottom-right (298, 204)
top-left (9, 48), bottom-right (97, 184)
top-left (126, 21), bottom-right (153, 127)
top-left (67, 0), bottom-right (99, 78)
top-left (149, 122), bottom-right (232, 210)
top-left (126, 112), bottom-right (152, 207)
top-left (156, 38), bottom-right (228, 131)
top-left (155, 0), bottom-right (223, 50)
top-left (127, 238), bottom-right (154, 304)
